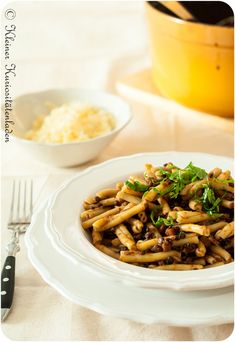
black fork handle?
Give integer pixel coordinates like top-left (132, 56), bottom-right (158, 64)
top-left (1, 256), bottom-right (16, 319)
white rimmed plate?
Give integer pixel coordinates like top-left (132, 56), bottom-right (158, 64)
top-left (46, 152), bottom-right (234, 291)
top-left (25, 200), bottom-right (234, 326)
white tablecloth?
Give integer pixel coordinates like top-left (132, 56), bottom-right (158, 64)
top-left (1, 1), bottom-right (234, 340)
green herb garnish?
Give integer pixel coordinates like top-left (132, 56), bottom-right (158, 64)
top-left (125, 180), bottom-right (149, 192)
top-left (209, 213), bottom-right (224, 219)
top-left (184, 162), bottom-right (207, 182)
top-left (150, 211), bottom-right (174, 227)
top-left (159, 162), bottom-right (208, 199)
top-left (200, 185), bottom-right (221, 215)
top-left (159, 183), bottom-right (175, 197)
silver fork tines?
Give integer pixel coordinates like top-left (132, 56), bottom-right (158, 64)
top-left (8, 180), bottom-right (33, 232)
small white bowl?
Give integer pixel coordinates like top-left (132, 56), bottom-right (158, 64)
top-left (8, 89), bottom-right (132, 167)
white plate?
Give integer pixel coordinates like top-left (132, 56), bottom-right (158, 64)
top-left (25, 201), bottom-right (234, 326)
top-left (46, 152), bottom-right (234, 291)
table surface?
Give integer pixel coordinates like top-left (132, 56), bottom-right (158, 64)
top-left (1, 1), bottom-right (234, 341)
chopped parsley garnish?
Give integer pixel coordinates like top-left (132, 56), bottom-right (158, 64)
top-left (184, 162), bottom-right (207, 182)
top-left (159, 162), bottom-right (208, 199)
top-left (160, 184), bottom-right (175, 197)
top-left (209, 213), bottom-right (224, 219)
top-left (125, 180), bottom-right (149, 192)
top-left (153, 183), bottom-right (174, 196)
top-left (200, 185), bottom-right (221, 215)
top-left (150, 211), bottom-right (174, 227)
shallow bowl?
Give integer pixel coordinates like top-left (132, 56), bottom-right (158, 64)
top-left (45, 152), bottom-right (234, 290)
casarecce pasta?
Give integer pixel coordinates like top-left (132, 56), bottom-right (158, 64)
top-left (80, 162), bottom-right (234, 270)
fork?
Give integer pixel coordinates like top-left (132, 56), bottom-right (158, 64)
top-left (1, 180), bottom-right (33, 322)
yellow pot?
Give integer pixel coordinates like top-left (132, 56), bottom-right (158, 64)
top-left (145, 2), bottom-right (234, 117)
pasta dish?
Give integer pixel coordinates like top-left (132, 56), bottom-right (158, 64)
top-left (80, 162), bottom-right (234, 270)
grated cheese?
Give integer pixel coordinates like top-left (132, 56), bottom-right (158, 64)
top-left (25, 102), bottom-right (116, 144)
